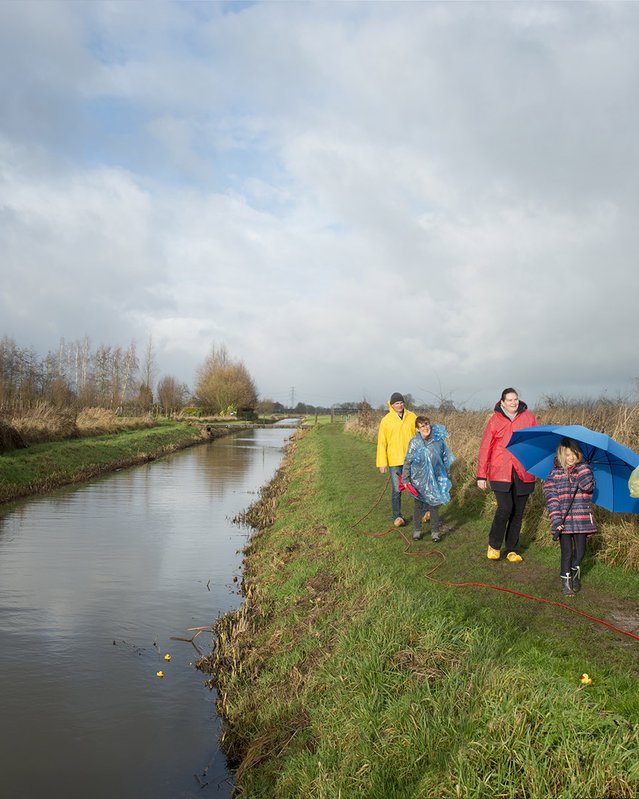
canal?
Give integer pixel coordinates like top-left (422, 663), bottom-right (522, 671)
top-left (0, 424), bottom-right (295, 798)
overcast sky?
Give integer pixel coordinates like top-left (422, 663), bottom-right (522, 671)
top-left (1, 1), bottom-right (638, 410)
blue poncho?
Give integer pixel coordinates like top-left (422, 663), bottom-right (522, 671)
top-left (402, 423), bottom-right (455, 506)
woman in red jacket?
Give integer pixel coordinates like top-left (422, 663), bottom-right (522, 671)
top-left (476, 388), bottom-right (539, 562)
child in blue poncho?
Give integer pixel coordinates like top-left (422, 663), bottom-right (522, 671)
top-left (402, 416), bottom-right (455, 542)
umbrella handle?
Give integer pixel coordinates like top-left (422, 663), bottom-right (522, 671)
top-left (558, 484), bottom-right (579, 529)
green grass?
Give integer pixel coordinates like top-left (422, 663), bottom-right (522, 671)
top-left (0, 420), bottom-right (205, 503)
top-left (301, 414), bottom-right (335, 426)
top-left (209, 423), bottom-right (639, 799)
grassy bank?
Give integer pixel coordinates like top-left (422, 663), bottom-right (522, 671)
top-left (0, 420), bottom-right (214, 503)
top-left (202, 423), bottom-right (639, 799)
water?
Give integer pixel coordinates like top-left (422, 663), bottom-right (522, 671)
top-left (0, 425), bottom-right (293, 799)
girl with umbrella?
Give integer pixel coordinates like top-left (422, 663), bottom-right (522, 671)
top-left (476, 388), bottom-right (539, 562)
top-left (543, 439), bottom-right (596, 596)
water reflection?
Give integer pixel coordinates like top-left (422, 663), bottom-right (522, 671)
top-left (0, 427), bottom-right (292, 799)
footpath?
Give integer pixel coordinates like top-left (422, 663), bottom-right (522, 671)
top-left (204, 422), bottom-right (639, 799)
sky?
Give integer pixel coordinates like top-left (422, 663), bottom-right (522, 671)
top-left (1, 0), bottom-right (638, 410)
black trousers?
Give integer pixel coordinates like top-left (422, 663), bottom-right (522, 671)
top-left (488, 486), bottom-right (530, 553)
top-left (559, 533), bottom-right (587, 576)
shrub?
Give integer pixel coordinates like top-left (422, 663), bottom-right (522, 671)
top-left (0, 421), bottom-right (27, 453)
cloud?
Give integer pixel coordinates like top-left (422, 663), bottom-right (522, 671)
top-left (1, 0), bottom-right (638, 409)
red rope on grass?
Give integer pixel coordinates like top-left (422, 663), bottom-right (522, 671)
top-left (352, 480), bottom-right (639, 643)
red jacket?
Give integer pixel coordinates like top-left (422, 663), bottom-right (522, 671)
top-left (477, 401), bottom-right (539, 484)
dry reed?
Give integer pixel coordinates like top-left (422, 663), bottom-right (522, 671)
top-left (75, 407), bottom-right (154, 436)
top-left (5, 402), bottom-right (155, 444)
top-left (8, 400), bottom-right (78, 443)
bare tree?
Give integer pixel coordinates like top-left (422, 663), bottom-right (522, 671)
top-left (157, 375), bottom-right (186, 415)
top-left (76, 336), bottom-right (92, 403)
top-left (0, 337), bottom-right (41, 409)
top-left (0, 333), bottom-right (192, 415)
top-left (120, 341), bottom-right (138, 404)
top-left (256, 398), bottom-right (274, 415)
top-left (0, 337), bottom-right (21, 407)
top-left (93, 345), bottom-right (113, 406)
top-left (137, 382), bottom-right (154, 412)
top-left (140, 335), bottom-right (156, 396)
top-left (41, 343), bottom-right (75, 407)
top-left (195, 344), bottom-right (258, 415)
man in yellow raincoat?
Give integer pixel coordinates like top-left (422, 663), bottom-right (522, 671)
top-left (376, 392), bottom-right (417, 527)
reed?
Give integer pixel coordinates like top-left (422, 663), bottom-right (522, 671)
top-left (4, 402), bottom-right (155, 444)
top-left (75, 406), bottom-right (155, 435)
top-left (7, 400), bottom-right (78, 443)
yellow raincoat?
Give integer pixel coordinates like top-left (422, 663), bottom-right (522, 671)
top-left (376, 403), bottom-right (417, 468)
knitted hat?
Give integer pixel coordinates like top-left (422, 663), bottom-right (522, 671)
top-left (390, 392), bottom-right (404, 404)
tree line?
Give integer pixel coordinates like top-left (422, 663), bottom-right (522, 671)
top-left (0, 336), bottom-right (259, 417)
top-left (1, 336), bottom-right (419, 418)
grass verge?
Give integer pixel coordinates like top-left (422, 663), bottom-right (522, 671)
top-left (0, 420), bottom-right (214, 503)
top-left (201, 423), bottom-right (639, 799)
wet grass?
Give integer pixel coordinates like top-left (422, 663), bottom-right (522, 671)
top-left (204, 424), bottom-right (639, 798)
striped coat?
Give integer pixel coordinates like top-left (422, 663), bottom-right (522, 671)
top-left (543, 462), bottom-right (597, 535)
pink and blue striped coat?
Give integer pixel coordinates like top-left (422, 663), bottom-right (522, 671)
top-left (543, 462), bottom-right (597, 536)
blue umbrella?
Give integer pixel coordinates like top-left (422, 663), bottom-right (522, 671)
top-left (506, 424), bottom-right (639, 513)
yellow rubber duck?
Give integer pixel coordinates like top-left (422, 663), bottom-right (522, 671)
top-left (164, 653), bottom-right (171, 661)
top-left (580, 673), bottom-right (592, 685)
top-left (156, 670), bottom-right (164, 679)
